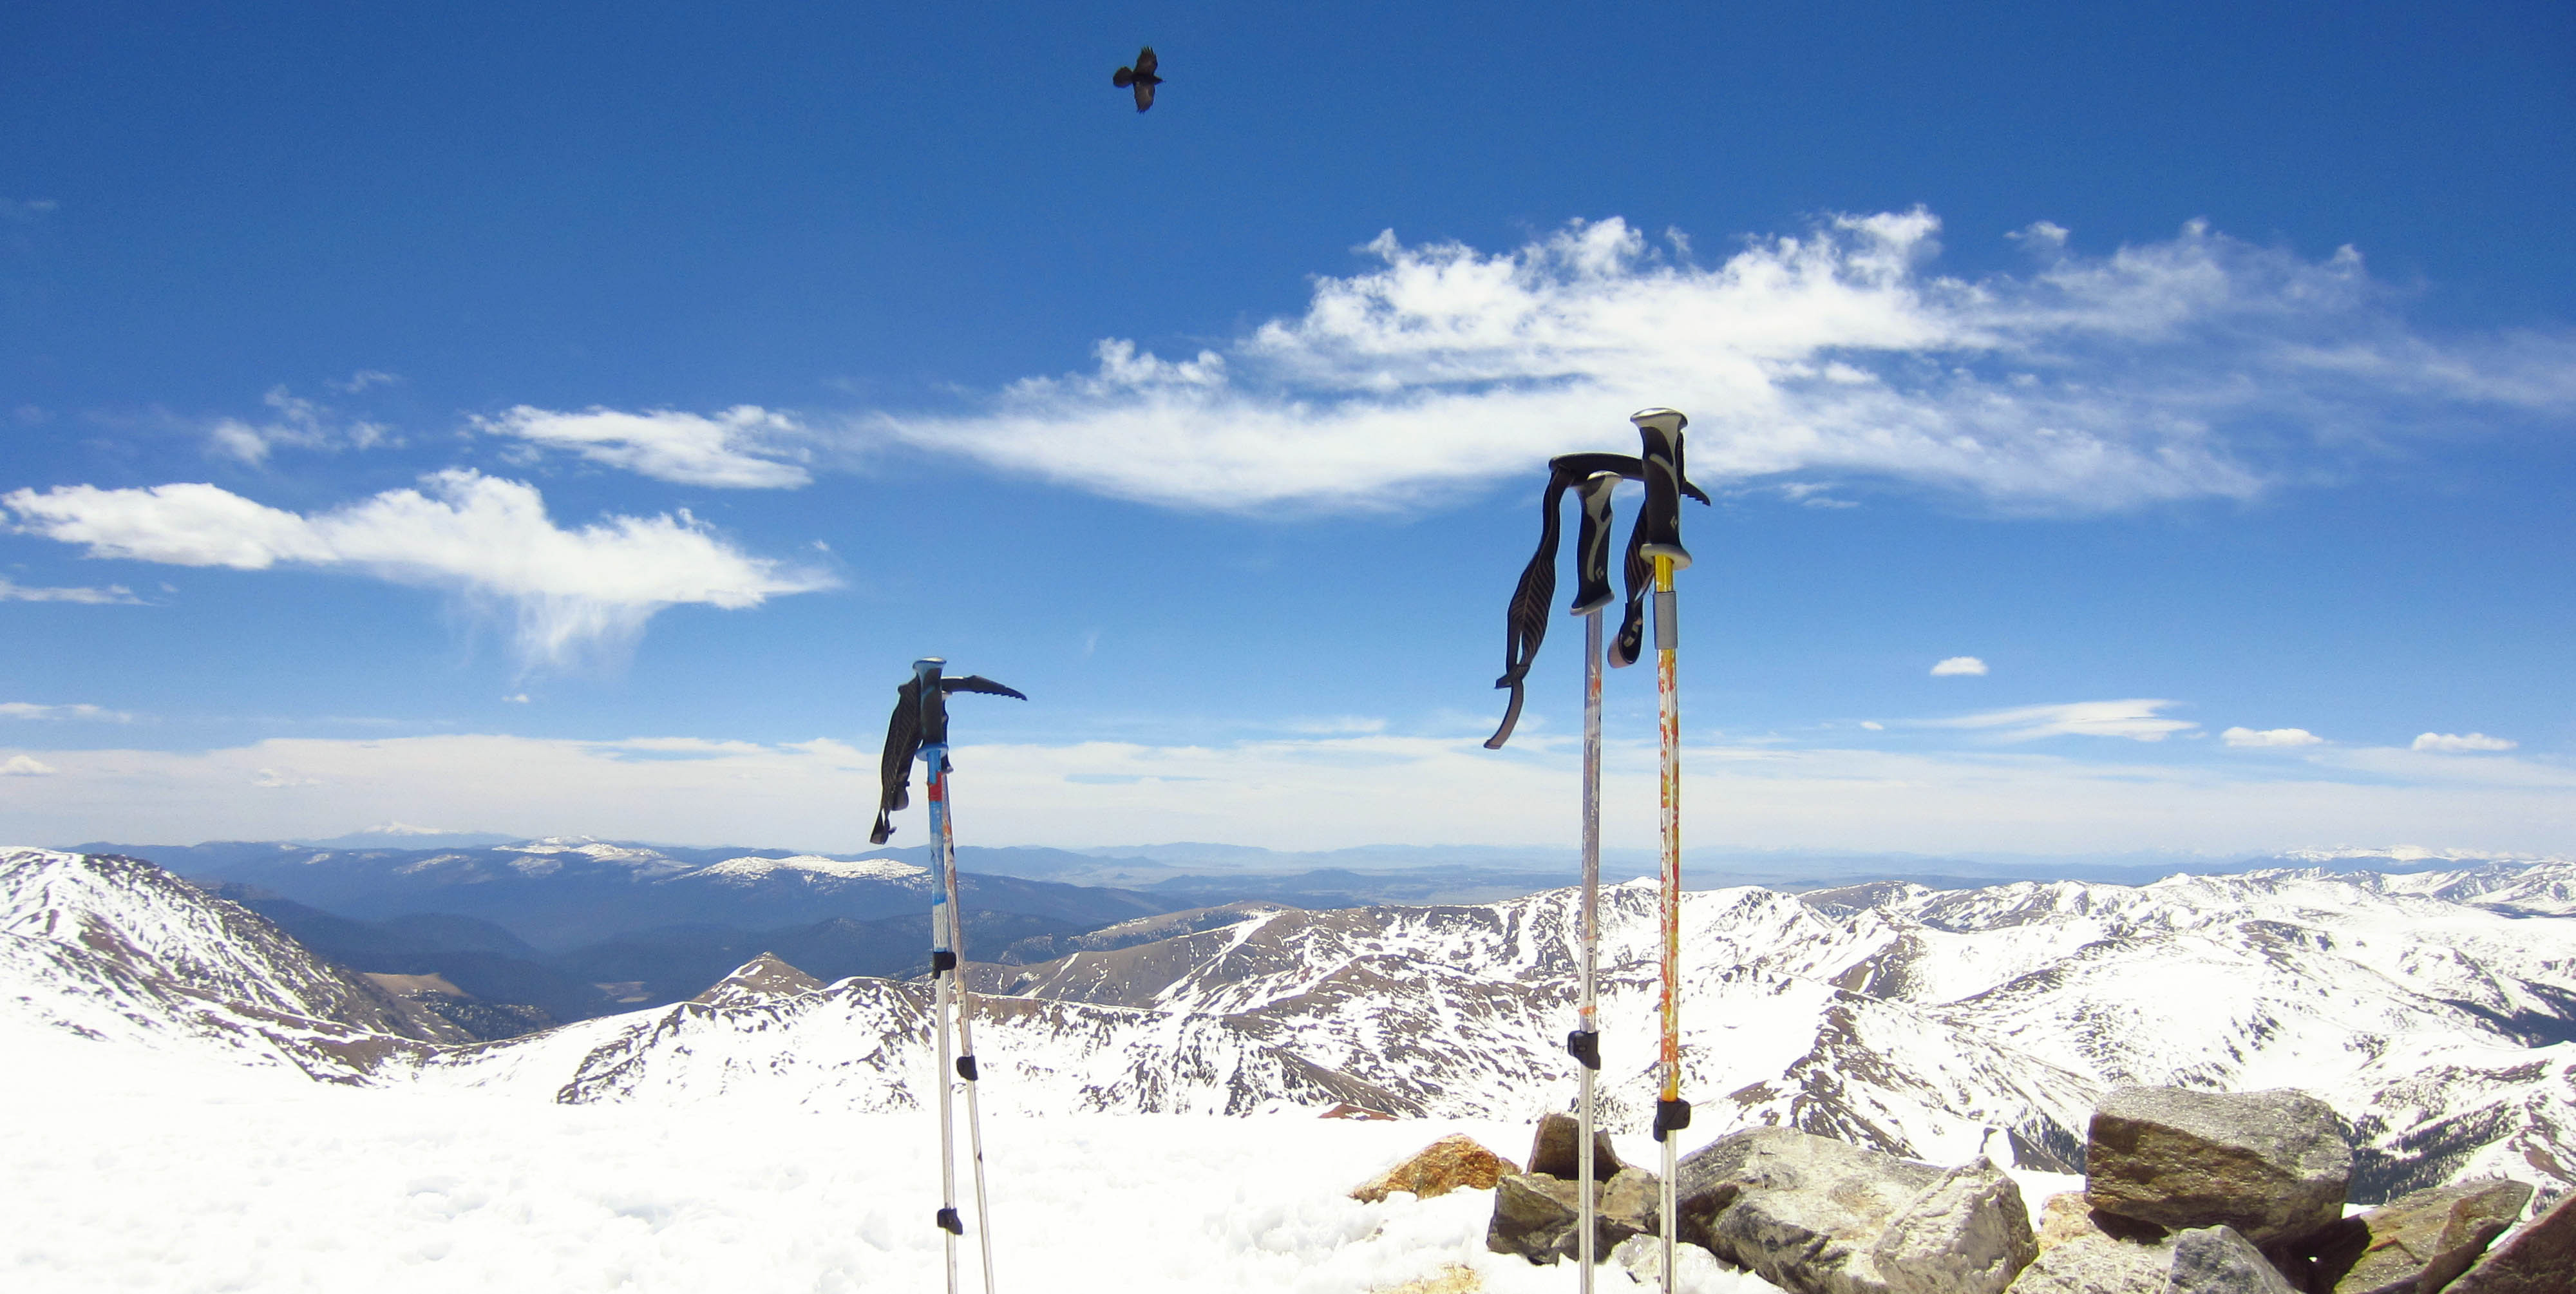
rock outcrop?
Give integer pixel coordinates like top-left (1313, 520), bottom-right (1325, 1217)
top-left (1662, 1127), bottom-right (2034, 1294)
top-left (1352, 1134), bottom-right (1516, 1203)
top-left (1528, 1110), bottom-right (1622, 1181)
top-left (2013, 1224), bottom-right (2298, 1294)
top-left (2084, 1086), bottom-right (2353, 1248)
top-left (1485, 1113), bottom-right (1656, 1261)
top-left (1456, 1087), bottom-right (2546, 1294)
top-left (2303, 1179), bottom-right (2533, 1294)
top-left (2443, 1191), bottom-right (2575, 1294)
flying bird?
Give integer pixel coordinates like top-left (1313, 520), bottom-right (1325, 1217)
top-left (1112, 46), bottom-right (1161, 112)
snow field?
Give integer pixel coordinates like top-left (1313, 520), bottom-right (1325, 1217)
top-left (1, 1025), bottom-right (1781, 1294)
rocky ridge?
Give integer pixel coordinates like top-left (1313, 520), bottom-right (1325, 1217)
top-left (5, 846), bottom-right (2575, 1210)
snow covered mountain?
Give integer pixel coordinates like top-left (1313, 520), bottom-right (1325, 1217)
top-left (427, 862), bottom-right (2576, 1202)
top-left (6, 843), bottom-right (2572, 1206)
top-left (0, 846), bottom-right (472, 1077)
top-left (89, 835), bottom-right (1175, 946)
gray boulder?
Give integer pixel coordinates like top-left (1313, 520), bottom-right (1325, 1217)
top-left (1484, 1166), bottom-right (1659, 1263)
top-left (1664, 1127), bottom-right (2035, 1294)
top-left (2009, 1225), bottom-right (2295, 1294)
top-left (2304, 1179), bottom-right (2532, 1294)
top-left (2085, 1087), bottom-right (2352, 1247)
top-left (2445, 1190), bottom-right (2575, 1294)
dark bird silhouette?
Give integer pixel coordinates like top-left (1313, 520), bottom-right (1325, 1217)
top-left (1112, 46), bottom-right (1161, 112)
top-left (869, 671), bottom-right (1028, 844)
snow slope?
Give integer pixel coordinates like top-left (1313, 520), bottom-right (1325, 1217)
top-left (0, 1022), bottom-right (1780, 1294)
top-left (6, 844), bottom-right (2573, 1216)
top-left (0, 846), bottom-right (470, 1077)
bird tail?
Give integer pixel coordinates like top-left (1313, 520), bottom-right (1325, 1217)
top-left (1113, 67), bottom-right (1135, 88)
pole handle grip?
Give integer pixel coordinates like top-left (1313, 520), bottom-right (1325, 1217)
top-left (1632, 408), bottom-right (1691, 569)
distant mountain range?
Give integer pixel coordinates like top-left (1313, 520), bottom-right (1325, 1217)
top-left (6, 842), bottom-right (2570, 1211)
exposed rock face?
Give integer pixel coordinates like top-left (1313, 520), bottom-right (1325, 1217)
top-left (2009, 1224), bottom-right (2295, 1294)
top-left (2085, 1087), bottom-right (2352, 1247)
top-left (2168, 1226), bottom-right (2304, 1294)
top-left (1528, 1110), bottom-right (1622, 1181)
top-left (2444, 1191), bottom-right (2576, 1294)
top-left (690, 953), bottom-right (825, 1009)
top-left (1664, 1127), bottom-right (2034, 1294)
top-left (1484, 1168), bottom-right (1658, 1262)
top-left (1353, 1135), bottom-right (1515, 1203)
top-left (2306, 1179), bottom-right (2533, 1294)
top-left (1877, 1158), bottom-right (2048, 1294)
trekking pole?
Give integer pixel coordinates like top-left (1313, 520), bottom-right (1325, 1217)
top-left (870, 658), bottom-right (1027, 1294)
top-left (1569, 468), bottom-right (1616, 1291)
top-left (1630, 408), bottom-right (1696, 1294)
top-left (1485, 442), bottom-right (1701, 1285)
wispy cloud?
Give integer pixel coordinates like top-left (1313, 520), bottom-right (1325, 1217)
top-left (847, 211), bottom-right (2574, 513)
top-left (0, 754), bottom-right (55, 776)
top-left (2412, 732), bottom-right (2517, 753)
top-left (205, 385), bottom-right (396, 464)
top-left (2223, 726), bottom-right (2325, 748)
top-left (0, 701), bottom-right (134, 721)
top-left (0, 577), bottom-right (142, 604)
top-left (2, 470), bottom-right (833, 669)
top-left (1922, 699), bottom-right (2199, 742)
top-left (1930, 656), bottom-right (1989, 676)
top-left (478, 405), bottom-right (812, 488)
top-left (3, 727), bottom-right (2569, 855)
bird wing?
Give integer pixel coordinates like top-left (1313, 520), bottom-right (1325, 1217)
top-left (1135, 80), bottom-right (1155, 111)
top-left (1135, 46), bottom-right (1157, 77)
top-left (941, 676), bottom-right (1028, 702)
top-left (1114, 66), bottom-right (1135, 88)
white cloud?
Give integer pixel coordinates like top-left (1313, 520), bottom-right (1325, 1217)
top-left (251, 767), bottom-right (323, 788)
top-left (205, 385), bottom-right (394, 464)
top-left (1, 754), bottom-right (55, 776)
top-left (1859, 721), bottom-right (1884, 731)
top-left (1930, 656), bottom-right (1989, 676)
top-left (3, 727), bottom-right (2571, 855)
top-left (0, 702), bottom-right (133, 722)
top-left (1924, 699), bottom-right (2198, 742)
top-left (2223, 727), bottom-right (2325, 748)
top-left (478, 406), bottom-right (811, 489)
top-left (2412, 732), bottom-right (2517, 753)
top-left (856, 211), bottom-right (2576, 513)
top-left (0, 577), bottom-right (141, 604)
top-left (2, 470), bottom-right (833, 668)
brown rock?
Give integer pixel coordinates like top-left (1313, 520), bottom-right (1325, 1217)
top-left (2309, 1179), bottom-right (2533, 1294)
top-left (1487, 1172), bottom-right (1582, 1262)
top-left (2034, 1190), bottom-right (2171, 1256)
top-left (1354, 1134), bottom-right (1517, 1203)
top-left (1373, 1264), bottom-right (1482, 1293)
top-left (2084, 1086), bottom-right (2352, 1247)
top-left (1528, 1110), bottom-right (1623, 1181)
top-left (2033, 1194), bottom-right (2095, 1255)
top-left (2445, 1190), bottom-right (2576, 1294)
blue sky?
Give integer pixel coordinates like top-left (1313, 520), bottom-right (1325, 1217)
top-left (3, 1), bottom-right (2571, 855)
